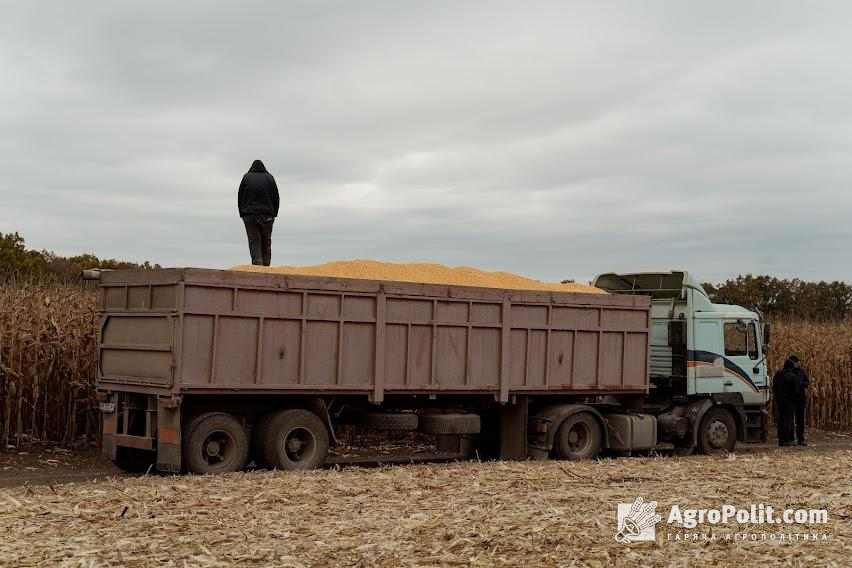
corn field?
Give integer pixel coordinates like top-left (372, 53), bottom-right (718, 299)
top-left (767, 319), bottom-right (852, 430)
top-left (0, 283), bottom-right (850, 448)
top-left (0, 282), bottom-right (99, 448)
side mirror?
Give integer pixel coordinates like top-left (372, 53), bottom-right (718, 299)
top-left (763, 323), bottom-right (771, 346)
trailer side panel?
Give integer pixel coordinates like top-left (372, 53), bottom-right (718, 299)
top-left (117, 269), bottom-right (654, 402)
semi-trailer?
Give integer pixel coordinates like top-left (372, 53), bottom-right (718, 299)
top-left (93, 268), bottom-right (769, 473)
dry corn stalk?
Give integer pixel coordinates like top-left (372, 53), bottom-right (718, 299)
top-left (767, 319), bottom-right (852, 430)
top-left (0, 282), bottom-right (99, 448)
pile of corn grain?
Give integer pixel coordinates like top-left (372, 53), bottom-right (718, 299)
top-left (232, 260), bottom-right (604, 294)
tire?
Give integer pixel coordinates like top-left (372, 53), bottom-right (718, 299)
top-left (182, 413), bottom-right (250, 474)
top-left (418, 413), bottom-right (481, 435)
top-left (359, 412), bottom-right (419, 431)
top-left (553, 412), bottom-right (602, 460)
top-left (114, 448), bottom-right (156, 473)
top-left (697, 407), bottom-right (737, 454)
top-left (260, 409), bottom-right (329, 471)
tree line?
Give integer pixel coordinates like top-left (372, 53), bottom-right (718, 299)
top-left (0, 232), bottom-right (159, 283)
top-left (703, 275), bottom-right (851, 321)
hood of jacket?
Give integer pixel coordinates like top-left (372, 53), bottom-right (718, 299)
top-left (249, 159), bottom-right (268, 173)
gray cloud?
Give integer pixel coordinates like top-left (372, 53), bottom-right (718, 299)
top-left (1, 1), bottom-right (850, 284)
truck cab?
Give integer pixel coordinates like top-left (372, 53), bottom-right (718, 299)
top-left (594, 271), bottom-right (770, 451)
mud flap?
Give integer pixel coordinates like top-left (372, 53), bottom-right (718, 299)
top-left (101, 393), bottom-right (118, 461)
top-left (499, 397), bottom-right (528, 460)
top-left (680, 398), bottom-right (713, 451)
top-left (156, 402), bottom-right (181, 473)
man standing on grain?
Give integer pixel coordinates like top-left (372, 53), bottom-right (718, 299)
top-left (238, 159), bottom-right (280, 266)
top-left (789, 355), bottom-right (809, 446)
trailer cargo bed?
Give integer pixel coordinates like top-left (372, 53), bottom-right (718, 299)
top-left (98, 268), bottom-right (651, 402)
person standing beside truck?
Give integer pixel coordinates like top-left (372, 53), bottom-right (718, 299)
top-left (238, 159), bottom-right (280, 266)
top-left (789, 355), bottom-right (809, 446)
top-left (772, 359), bottom-right (798, 446)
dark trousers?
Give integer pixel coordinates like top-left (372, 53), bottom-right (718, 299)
top-left (242, 215), bottom-right (275, 266)
top-left (794, 397), bottom-right (806, 443)
top-left (776, 402), bottom-right (796, 445)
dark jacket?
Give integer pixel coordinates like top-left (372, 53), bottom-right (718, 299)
top-left (238, 160), bottom-right (280, 218)
top-left (794, 368), bottom-right (809, 400)
top-left (772, 369), bottom-right (799, 405)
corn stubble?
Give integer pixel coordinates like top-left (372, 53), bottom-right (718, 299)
top-left (0, 277), bottom-right (849, 447)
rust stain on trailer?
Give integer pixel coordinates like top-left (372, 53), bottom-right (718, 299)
top-left (158, 427), bottom-right (179, 445)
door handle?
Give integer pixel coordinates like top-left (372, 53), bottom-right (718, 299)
top-left (723, 380), bottom-right (733, 387)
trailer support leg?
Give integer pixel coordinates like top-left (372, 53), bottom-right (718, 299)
top-left (499, 397), bottom-right (528, 460)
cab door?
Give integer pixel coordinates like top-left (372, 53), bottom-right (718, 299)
top-left (721, 320), bottom-right (766, 404)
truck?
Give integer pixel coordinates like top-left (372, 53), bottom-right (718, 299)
top-left (92, 268), bottom-right (770, 474)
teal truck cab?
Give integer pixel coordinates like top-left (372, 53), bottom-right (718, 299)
top-left (593, 271), bottom-right (770, 453)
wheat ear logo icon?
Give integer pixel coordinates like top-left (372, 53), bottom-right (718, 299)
top-left (615, 497), bottom-right (661, 543)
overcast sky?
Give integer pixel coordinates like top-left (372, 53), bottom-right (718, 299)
top-left (1, 2), bottom-right (850, 284)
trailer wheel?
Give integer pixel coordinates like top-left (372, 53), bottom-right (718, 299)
top-left (697, 407), bottom-right (736, 454)
top-left (418, 413), bottom-right (481, 435)
top-left (260, 409), bottom-right (329, 471)
top-left (359, 412), bottom-right (419, 431)
top-left (183, 413), bottom-right (250, 475)
top-left (554, 412), bottom-right (602, 460)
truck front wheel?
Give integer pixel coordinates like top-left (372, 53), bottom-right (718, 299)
top-left (697, 408), bottom-right (737, 454)
top-left (259, 409), bottom-right (329, 471)
top-left (553, 412), bottom-right (602, 460)
top-left (183, 412), bottom-right (250, 474)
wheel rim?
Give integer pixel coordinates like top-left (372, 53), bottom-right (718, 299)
top-left (283, 426), bottom-right (317, 463)
top-left (201, 430), bottom-right (235, 469)
top-left (566, 421), bottom-right (591, 453)
top-left (707, 419), bottom-right (729, 449)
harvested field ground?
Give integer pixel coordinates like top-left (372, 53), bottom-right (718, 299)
top-left (2, 430), bottom-right (850, 489)
top-left (2, 446), bottom-right (850, 566)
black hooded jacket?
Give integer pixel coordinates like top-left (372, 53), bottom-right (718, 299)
top-left (772, 369), bottom-right (799, 404)
top-left (238, 160), bottom-right (280, 217)
top-left (794, 368), bottom-right (809, 400)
